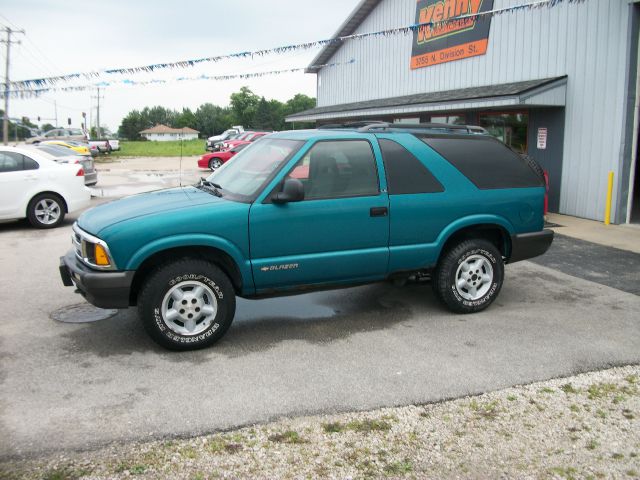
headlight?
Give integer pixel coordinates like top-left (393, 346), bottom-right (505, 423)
top-left (72, 223), bottom-right (117, 270)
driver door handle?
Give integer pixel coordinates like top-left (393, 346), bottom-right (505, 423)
top-left (370, 207), bottom-right (388, 217)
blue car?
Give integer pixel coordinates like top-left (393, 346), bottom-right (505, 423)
top-left (59, 122), bottom-right (553, 350)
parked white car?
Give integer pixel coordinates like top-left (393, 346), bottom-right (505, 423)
top-left (0, 146), bottom-right (91, 228)
top-left (206, 126), bottom-right (244, 151)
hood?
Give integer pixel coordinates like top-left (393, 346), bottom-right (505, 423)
top-left (78, 186), bottom-right (226, 236)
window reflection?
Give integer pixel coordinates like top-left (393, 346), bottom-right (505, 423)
top-left (479, 112), bottom-right (529, 154)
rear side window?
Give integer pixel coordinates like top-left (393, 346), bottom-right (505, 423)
top-left (420, 136), bottom-right (544, 189)
top-left (0, 152), bottom-right (39, 172)
top-left (23, 155), bottom-right (39, 170)
top-left (378, 139), bottom-right (443, 194)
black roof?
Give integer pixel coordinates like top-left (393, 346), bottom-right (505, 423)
top-left (287, 76), bottom-right (567, 120)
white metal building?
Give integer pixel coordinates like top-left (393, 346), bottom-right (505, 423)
top-left (287, 0), bottom-right (640, 224)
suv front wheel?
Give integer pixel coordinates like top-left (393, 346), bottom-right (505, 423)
top-left (433, 239), bottom-right (504, 314)
top-left (138, 259), bottom-right (236, 350)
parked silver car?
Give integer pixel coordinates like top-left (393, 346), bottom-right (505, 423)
top-left (29, 144), bottom-right (98, 186)
top-left (25, 128), bottom-right (88, 144)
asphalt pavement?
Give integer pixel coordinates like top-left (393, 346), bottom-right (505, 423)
top-left (530, 233), bottom-right (640, 295)
top-left (0, 199), bottom-right (639, 459)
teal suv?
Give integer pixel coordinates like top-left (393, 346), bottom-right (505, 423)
top-left (60, 123), bottom-right (553, 350)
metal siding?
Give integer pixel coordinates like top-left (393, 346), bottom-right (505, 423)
top-left (315, 0), bottom-right (631, 221)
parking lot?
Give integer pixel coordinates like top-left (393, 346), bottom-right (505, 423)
top-left (1, 158), bottom-right (639, 460)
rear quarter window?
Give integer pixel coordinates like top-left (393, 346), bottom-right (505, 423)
top-left (378, 139), bottom-right (443, 194)
top-left (419, 135), bottom-right (544, 189)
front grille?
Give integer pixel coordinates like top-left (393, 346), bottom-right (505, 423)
top-left (72, 230), bottom-right (83, 258)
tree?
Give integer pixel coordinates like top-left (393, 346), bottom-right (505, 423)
top-left (41, 123), bottom-right (55, 132)
top-left (174, 108), bottom-right (197, 129)
top-left (118, 110), bottom-right (147, 140)
top-left (142, 106), bottom-right (177, 128)
top-left (194, 103), bottom-right (234, 137)
top-left (284, 94), bottom-right (316, 129)
top-left (229, 86), bottom-right (259, 127)
top-left (254, 97), bottom-right (286, 131)
top-left (116, 89), bottom-right (318, 140)
top-left (285, 93), bottom-right (316, 115)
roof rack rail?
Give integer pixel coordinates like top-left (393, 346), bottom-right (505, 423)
top-left (318, 120), bottom-right (387, 130)
top-left (356, 122), bottom-right (488, 135)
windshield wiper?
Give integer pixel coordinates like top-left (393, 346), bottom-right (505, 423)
top-left (196, 177), bottom-right (223, 197)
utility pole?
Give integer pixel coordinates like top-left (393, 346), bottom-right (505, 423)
top-left (91, 87), bottom-right (104, 139)
top-left (1, 27), bottom-right (25, 145)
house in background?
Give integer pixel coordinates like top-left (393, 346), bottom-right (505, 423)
top-left (139, 124), bottom-right (199, 141)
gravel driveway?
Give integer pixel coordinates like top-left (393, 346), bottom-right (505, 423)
top-left (2, 365), bottom-right (638, 479)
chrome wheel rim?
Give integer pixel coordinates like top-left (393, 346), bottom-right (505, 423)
top-left (161, 281), bottom-right (218, 336)
top-left (35, 198), bottom-right (61, 225)
top-left (211, 159), bottom-right (222, 169)
top-left (455, 254), bottom-right (494, 301)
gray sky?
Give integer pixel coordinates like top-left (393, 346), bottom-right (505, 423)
top-left (0, 0), bottom-right (360, 133)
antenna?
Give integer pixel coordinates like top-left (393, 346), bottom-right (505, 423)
top-left (179, 130), bottom-right (183, 187)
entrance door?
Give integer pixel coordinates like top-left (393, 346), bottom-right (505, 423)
top-left (249, 139), bottom-right (390, 292)
top-left (528, 108), bottom-right (565, 213)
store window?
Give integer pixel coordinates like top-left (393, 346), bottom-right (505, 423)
top-left (479, 112), bottom-right (529, 154)
top-left (429, 114), bottom-right (466, 125)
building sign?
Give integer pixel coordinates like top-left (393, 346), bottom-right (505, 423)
top-left (411, 0), bottom-right (494, 69)
top-left (537, 127), bottom-right (548, 150)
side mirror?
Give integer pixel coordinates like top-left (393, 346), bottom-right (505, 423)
top-left (273, 178), bottom-right (304, 204)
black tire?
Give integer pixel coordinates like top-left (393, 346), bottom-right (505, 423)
top-left (433, 239), bottom-right (504, 314)
top-left (209, 158), bottom-right (222, 170)
top-left (27, 193), bottom-right (66, 229)
top-left (138, 259), bottom-right (236, 350)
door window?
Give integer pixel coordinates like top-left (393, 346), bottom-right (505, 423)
top-left (0, 152), bottom-right (37, 172)
top-left (287, 140), bottom-right (379, 200)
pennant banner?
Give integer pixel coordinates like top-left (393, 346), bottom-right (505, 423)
top-left (6, 0), bottom-right (585, 91)
top-left (0, 60), bottom-right (355, 100)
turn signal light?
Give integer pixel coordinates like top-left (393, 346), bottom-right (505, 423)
top-left (94, 244), bottom-right (110, 266)
top-left (76, 168), bottom-right (84, 176)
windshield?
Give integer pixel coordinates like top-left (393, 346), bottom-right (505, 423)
top-left (207, 138), bottom-right (303, 201)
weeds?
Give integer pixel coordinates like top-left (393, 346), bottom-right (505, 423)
top-left (346, 419), bottom-right (392, 433)
top-left (268, 430), bottom-right (307, 444)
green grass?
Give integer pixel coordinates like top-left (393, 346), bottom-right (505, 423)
top-left (346, 418), bottom-right (393, 433)
top-left (268, 430), bottom-right (307, 444)
top-left (110, 139), bottom-right (205, 157)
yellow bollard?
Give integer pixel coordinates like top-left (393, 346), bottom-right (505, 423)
top-left (604, 171), bottom-right (614, 225)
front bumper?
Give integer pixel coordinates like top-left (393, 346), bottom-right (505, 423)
top-left (59, 249), bottom-right (134, 309)
top-left (509, 229), bottom-right (554, 263)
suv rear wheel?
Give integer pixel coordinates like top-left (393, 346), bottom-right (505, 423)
top-left (433, 239), bottom-right (504, 313)
top-left (138, 259), bottom-right (236, 350)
